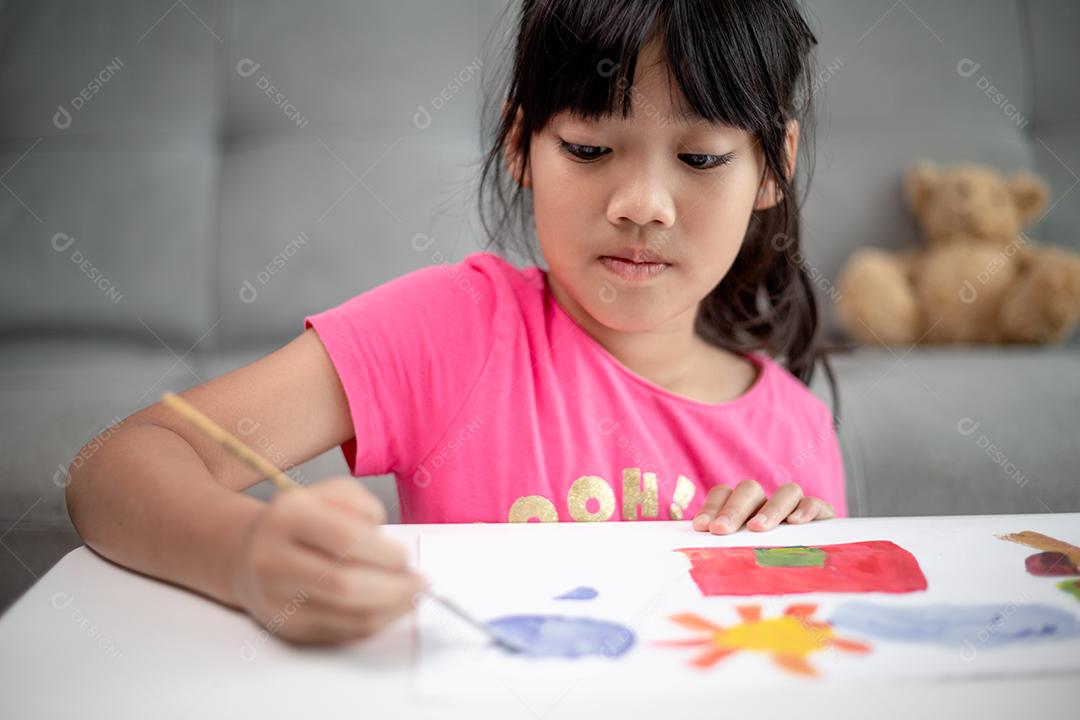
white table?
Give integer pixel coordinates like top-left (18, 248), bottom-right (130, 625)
top-left (0, 514), bottom-right (1077, 719)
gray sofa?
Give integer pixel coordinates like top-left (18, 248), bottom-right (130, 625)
top-left (2, 0), bottom-right (1079, 613)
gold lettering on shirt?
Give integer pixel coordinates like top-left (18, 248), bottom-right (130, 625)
top-left (668, 474), bottom-right (697, 519)
top-left (507, 495), bottom-right (559, 523)
top-left (567, 475), bottom-right (615, 522)
top-left (621, 468), bottom-right (658, 520)
top-left (505, 471), bottom-right (699, 522)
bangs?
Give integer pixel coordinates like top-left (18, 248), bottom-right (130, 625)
top-left (510, 0), bottom-right (798, 134)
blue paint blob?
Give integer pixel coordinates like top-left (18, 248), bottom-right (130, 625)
top-left (554, 586), bottom-right (599, 601)
top-left (829, 602), bottom-right (1080, 647)
top-left (486, 615), bottom-right (635, 658)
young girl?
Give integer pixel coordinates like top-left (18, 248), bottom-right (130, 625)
top-left (66, 0), bottom-right (844, 645)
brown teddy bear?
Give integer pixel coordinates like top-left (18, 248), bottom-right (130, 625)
top-left (836, 161), bottom-right (1080, 344)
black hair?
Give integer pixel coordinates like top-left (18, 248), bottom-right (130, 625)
top-left (475, 0), bottom-right (839, 421)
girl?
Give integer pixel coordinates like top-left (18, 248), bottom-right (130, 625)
top-left (66, 0), bottom-right (844, 645)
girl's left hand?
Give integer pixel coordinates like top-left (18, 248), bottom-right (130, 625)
top-left (691, 479), bottom-right (834, 534)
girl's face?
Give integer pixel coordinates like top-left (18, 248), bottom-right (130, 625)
top-left (508, 40), bottom-right (795, 336)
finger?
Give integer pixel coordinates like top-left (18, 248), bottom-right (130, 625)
top-left (276, 545), bottom-right (427, 614)
top-left (786, 497), bottom-right (835, 524)
top-left (747, 483), bottom-right (803, 532)
top-left (278, 602), bottom-right (412, 646)
top-left (709, 479), bottom-right (766, 534)
top-left (262, 585), bottom-right (408, 639)
top-left (692, 485), bottom-right (733, 531)
top-left (310, 604), bottom-right (413, 644)
top-left (308, 476), bottom-right (388, 525)
top-left (284, 498), bottom-right (409, 570)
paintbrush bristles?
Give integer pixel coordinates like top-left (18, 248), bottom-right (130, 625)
top-left (160, 391), bottom-right (299, 492)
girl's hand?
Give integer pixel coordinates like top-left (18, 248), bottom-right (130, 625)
top-left (691, 479), bottom-right (834, 534)
top-left (230, 476), bottom-right (428, 645)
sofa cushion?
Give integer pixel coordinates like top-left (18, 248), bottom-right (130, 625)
top-left (816, 347), bottom-right (1080, 517)
top-left (0, 0), bottom-right (222, 347)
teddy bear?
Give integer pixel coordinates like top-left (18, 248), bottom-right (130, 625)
top-left (836, 161), bottom-right (1080, 345)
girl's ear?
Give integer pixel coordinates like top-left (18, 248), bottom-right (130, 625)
top-left (754, 119), bottom-right (799, 210)
top-left (502, 101), bottom-right (532, 189)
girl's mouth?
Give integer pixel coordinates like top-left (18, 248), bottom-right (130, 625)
top-left (598, 256), bottom-right (671, 282)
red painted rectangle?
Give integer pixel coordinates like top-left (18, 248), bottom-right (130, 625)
top-left (675, 540), bottom-right (928, 596)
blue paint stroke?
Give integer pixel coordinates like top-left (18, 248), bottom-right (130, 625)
top-left (486, 615), bottom-right (634, 659)
top-left (829, 602), bottom-right (1080, 647)
top-left (554, 586), bottom-right (599, 601)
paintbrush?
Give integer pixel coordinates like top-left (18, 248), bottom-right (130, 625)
top-left (159, 391), bottom-right (527, 654)
top-left (423, 590), bottom-right (527, 654)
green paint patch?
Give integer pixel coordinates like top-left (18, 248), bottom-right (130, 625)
top-left (753, 546), bottom-right (826, 568)
top-left (1058, 579), bottom-right (1080, 603)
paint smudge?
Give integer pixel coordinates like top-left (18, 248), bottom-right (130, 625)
top-left (754, 546), bottom-right (825, 567)
top-left (675, 541), bottom-right (928, 596)
top-left (554, 586), bottom-right (599, 600)
top-left (1025, 551), bottom-right (1080, 577)
top-left (485, 615), bottom-right (634, 659)
top-left (653, 604), bottom-right (870, 676)
top-left (998, 531), bottom-right (1080, 568)
top-left (1059, 579), bottom-right (1080, 604)
top-left (829, 602), bottom-right (1080, 647)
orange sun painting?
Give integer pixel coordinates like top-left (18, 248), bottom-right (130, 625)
top-left (653, 604), bottom-right (871, 676)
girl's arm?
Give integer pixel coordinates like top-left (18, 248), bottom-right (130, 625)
top-left (67, 421), bottom-right (266, 607)
top-left (65, 329), bottom-right (425, 642)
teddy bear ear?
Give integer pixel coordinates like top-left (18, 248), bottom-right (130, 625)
top-left (904, 160), bottom-right (939, 213)
top-left (1007, 170), bottom-right (1048, 224)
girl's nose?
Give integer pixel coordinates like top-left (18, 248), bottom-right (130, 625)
top-left (606, 166), bottom-right (676, 229)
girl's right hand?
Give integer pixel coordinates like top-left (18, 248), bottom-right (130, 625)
top-left (230, 476), bottom-right (428, 645)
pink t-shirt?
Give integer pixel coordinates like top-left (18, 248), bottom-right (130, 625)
top-left (304, 251), bottom-right (847, 524)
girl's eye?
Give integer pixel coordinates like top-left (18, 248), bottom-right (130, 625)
top-left (678, 152), bottom-right (735, 170)
top-left (559, 140), bottom-right (609, 161)
top-left (557, 139), bottom-right (734, 170)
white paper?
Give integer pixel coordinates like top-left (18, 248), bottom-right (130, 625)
top-left (414, 515), bottom-right (1080, 700)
